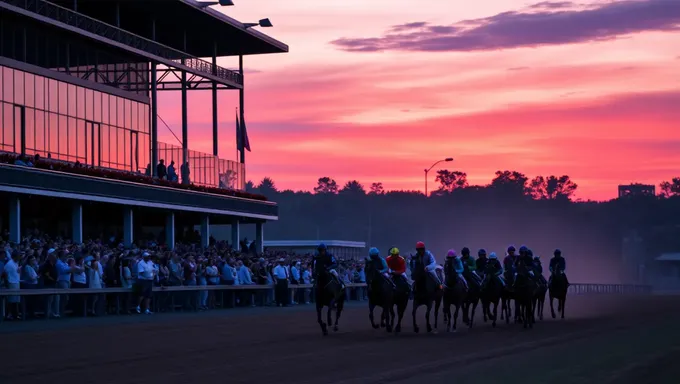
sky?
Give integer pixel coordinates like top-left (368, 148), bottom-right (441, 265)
top-left (157, 0), bottom-right (680, 201)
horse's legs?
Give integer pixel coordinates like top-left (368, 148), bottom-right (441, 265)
top-left (434, 296), bottom-right (441, 331)
top-left (334, 300), bottom-right (343, 332)
top-left (382, 307), bottom-right (392, 332)
top-left (444, 301), bottom-right (453, 332)
top-left (425, 302), bottom-right (434, 333)
top-left (549, 294), bottom-right (556, 319)
top-left (491, 299), bottom-right (498, 327)
top-left (469, 299), bottom-right (478, 329)
top-left (369, 303), bottom-right (379, 329)
top-left (396, 300), bottom-right (406, 333)
top-left (514, 299), bottom-right (521, 323)
top-left (327, 304), bottom-right (333, 326)
top-left (560, 296), bottom-right (566, 319)
top-left (452, 303), bottom-right (460, 332)
top-left (412, 302), bottom-right (420, 333)
top-left (317, 305), bottom-right (328, 336)
top-left (462, 302), bottom-right (470, 325)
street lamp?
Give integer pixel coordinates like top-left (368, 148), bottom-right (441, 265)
top-left (196, 0), bottom-right (235, 8)
top-left (244, 18), bottom-right (273, 29)
top-left (424, 157), bottom-right (453, 197)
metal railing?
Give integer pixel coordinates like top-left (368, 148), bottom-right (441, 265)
top-left (568, 283), bottom-right (652, 295)
top-left (2, 0), bottom-right (243, 86)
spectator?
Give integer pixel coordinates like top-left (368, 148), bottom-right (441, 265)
top-left (302, 263), bottom-right (312, 304)
top-left (3, 250), bottom-right (22, 320)
top-left (272, 258), bottom-right (289, 307)
top-left (167, 161), bottom-right (178, 182)
top-left (40, 249), bottom-right (59, 318)
top-left (156, 159), bottom-right (167, 180)
top-left (290, 261), bottom-right (301, 305)
top-left (135, 252), bottom-right (155, 314)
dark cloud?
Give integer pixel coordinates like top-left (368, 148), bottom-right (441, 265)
top-left (331, 0), bottom-right (680, 53)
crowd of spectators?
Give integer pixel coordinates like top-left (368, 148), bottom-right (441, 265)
top-left (0, 229), bottom-right (371, 321)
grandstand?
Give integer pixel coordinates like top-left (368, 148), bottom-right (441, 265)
top-left (0, 0), bottom-right (288, 250)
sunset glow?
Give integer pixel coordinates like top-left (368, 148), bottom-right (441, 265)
top-left (156, 0), bottom-right (680, 200)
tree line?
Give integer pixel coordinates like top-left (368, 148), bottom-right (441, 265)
top-left (245, 170), bottom-right (680, 283)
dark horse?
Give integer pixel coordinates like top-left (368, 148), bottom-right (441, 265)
top-left (365, 262), bottom-right (395, 332)
top-left (314, 270), bottom-right (345, 336)
top-left (533, 275), bottom-right (548, 321)
top-left (514, 266), bottom-right (538, 329)
top-left (388, 274), bottom-right (411, 334)
top-left (549, 270), bottom-right (568, 319)
top-left (500, 271), bottom-right (515, 325)
top-left (442, 267), bottom-right (468, 333)
top-left (481, 273), bottom-right (503, 328)
top-left (412, 267), bottom-right (442, 333)
top-left (462, 273), bottom-right (481, 329)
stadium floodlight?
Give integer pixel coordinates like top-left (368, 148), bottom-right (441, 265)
top-left (244, 18), bottom-right (273, 29)
top-left (196, 0), bottom-right (234, 8)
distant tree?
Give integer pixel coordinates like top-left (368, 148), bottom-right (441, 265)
top-left (660, 177), bottom-right (680, 197)
top-left (490, 170), bottom-right (530, 196)
top-left (369, 182), bottom-right (385, 195)
top-left (314, 176), bottom-right (339, 194)
top-left (530, 175), bottom-right (578, 200)
top-left (256, 177), bottom-right (278, 195)
top-left (245, 180), bottom-right (256, 193)
top-left (340, 180), bottom-right (366, 195)
top-left (435, 169), bottom-right (468, 194)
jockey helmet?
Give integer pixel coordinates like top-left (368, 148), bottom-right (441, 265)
top-left (533, 256), bottom-right (540, 262)
top-left (489, 252), bottom-right (497, 259)
top-left (519, 245), bottom-right (528, 253)
top-left (369, 247), bottom-right (379, 257)
top-left (416, 241), bottom-right (426, 249)
top-left (507, 245), bottom-right (516, 252)
top-left (527, 249), bottom-right (533, 257)
top-left (478, 249), bottom-right (487, 256)
top-left (554, 249), bottom-right (562, 256)
top-left (461, 247), bottom-right (470, 255)
top-left (318, 243), bottom-right (327, 250)
top-left (390, 247), bottom-right (400, 255)
top-left (446, 249), bottom-right (457, 258)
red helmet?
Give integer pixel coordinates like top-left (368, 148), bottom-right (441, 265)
top-left (415, 241), bottom-right (426, 249)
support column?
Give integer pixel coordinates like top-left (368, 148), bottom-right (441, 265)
top-left (238, 55), bottom-right (245, 164)
top-left (71, 202), bottom-right (83, 244)
top-left (8, 196), bottom-right (20, 244)
top-left (231, 220), bottom-right (240, 251)
top-left (151, 62), bottom-right (158, 176)
top-left (123, 207), bottom-right (133, 248)
top-left (212, 41), bottom-right (219, 157)
top-left (166, 212), bottom-right (175, 250)
top-left (181, 31), bottom-right (189, 184)
top-left (255, 222), bottom-right (264, 255)
top-left (201, 215), bottom-right (210, 249)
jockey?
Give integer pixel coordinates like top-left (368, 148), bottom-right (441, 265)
top-left (483, 252), bottom-right (505, 287)
top-left (460, 247), bottom-right (481, 287)
top-left (549, 249), bottom-right (570, 286)
top-left (414, 241), bottom-right (442, 288)
top-left (503, 245), bottom-right (517, 286)
top-left (476, 249), bottom-right (489, 276)
top-left (386, 247), bottom-right (408, 286)
top-left (313, 243), bottom-right (344, 288)
top-left (444, 250), bottom-right (468, 290)
top-left (522, 248), bottom-right (536, 278)
top-left (533, 255), bottom-right (549, 286)
top-left (368, 247), bottom-right (389, 278)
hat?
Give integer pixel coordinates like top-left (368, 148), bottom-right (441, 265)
top-left (47, 248), bottom-right (56, 254)
top-left (278, 258), bottom-right (285, 262)
top-left (142, 252), bottom-right (151, 257)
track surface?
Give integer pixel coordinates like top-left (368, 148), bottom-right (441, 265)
top-left (1, 295), bottom-right (679, 384)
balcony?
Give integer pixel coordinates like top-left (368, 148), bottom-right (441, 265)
top-left (0, 0), bottom-right (243, 87)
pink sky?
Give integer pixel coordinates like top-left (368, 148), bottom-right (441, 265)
top-left (157, 0), bottom-right (680, 201)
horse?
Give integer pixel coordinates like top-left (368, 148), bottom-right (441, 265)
top-left (388, 274), bottom-right (411, 334)
top-left (533, 275), bottom-right (548, 321)
top-left (462, 272), bottom-right (481, 329)
top-left (442, 271), bottom-right (467, 332)
top-left (365, 263), bottom-right (395, 332)
top-left (500, 271), bottom-right (515, 324)
top-left (514, 271), bottom-right (537, 329)
top-left (481, 274), bottom-right (503, 328)
top-left (549, 270), bottom-right (568, 319)
top-left (314, 270), bottom-right (345, 336)
top-left (412, 270), bottom-right (442, 333)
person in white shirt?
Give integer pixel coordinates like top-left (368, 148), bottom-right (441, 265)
top-left (3, 251), bottom-right (22, 320)
top-left (272, 258), bottom-right (289, 307)
top-left (135, 252), bottom-right (156, 314)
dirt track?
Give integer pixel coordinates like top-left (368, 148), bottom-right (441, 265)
top-left (1, 294), bottom-right (679, 384)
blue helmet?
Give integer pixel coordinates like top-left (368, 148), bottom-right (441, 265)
top-left (554, 249), bottom-right (562, 256)
top-left (533, 256), bottom-right (540, 262)
top-left (478, 249), bottom-right (487, 256)
top-left (507, 245), bottom-right (516, 252)
top-left (461, 247), bottom-right (470, 255)
top-left (318, 243), bottom-right (327, 250)
top-left (526, 249), bottom-right (533, 257)
top-left (369, 247), bottom-right (379, 257)
top-left (519, 245), bottom-right (528, 253)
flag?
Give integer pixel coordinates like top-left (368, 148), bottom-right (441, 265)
top-left (236, 110), bottom-right (242, 151)
top-left (240, 115), bottom-right (251, 152)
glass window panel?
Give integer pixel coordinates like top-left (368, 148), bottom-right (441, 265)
top-left (2, 103), bottom-right (13, 150)
top-left (93, 123), bottom-right (100, 166)
top-left (35, 110), bottom-right (45, 154)
top-left (76, 86), bottom-right (85, 119)
top-left (77, 119), bottom-right (85, 160)
top-left (0, 68), bottom-right (3, 102)
top-left (48, 113), bottom-right (58, 157)
top-left (109, 125), bottom-right (117, 164)
top-left (99, 124), bottom-right (108, 164)
top-left (34, 76), bottom-right (44, 110)
top-left (125, 99), bottom-right (132, 129)
top-left (13, 70), bottom-right (24, 105)
top-left (143, 104), bottom-right (149, 133)
top-left (117, 98), bottom-right (124, 128)
top-left (48, 79), bottom-right (58, 113)
top-left (58, 82), bottom-right (68, 115)
top-left (85, 89), bottom-right (93, 120)
top-left (131, 102), bottom-right (138, 132)
top-left (109, 95), bottom-right (117, 126)
top-left (3, 67), bottom-right (13, 104)
top-left (68, 84), bottom-right (76, 116)
top-left (101, 93), bottom-right (109, 125)
top-left (59, 115), bottom-right (68, 158)
top-left (25, 108), bottom-right (35, 153)
top-left (25, 74), bottom-right (35, 108)
top-left (118, 128), bottom-right (126, 168)
top-left (94, 91), bottom-right (101, 122)
top-left (68, 117), bottom-right (76, 159)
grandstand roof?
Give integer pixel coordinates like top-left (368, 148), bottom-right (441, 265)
top-left (52, 0), bottom-right (288, 57)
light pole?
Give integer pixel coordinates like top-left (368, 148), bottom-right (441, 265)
top-left (424, 158), bottom-right (454, 197)
top-left (244, 18), bottom-right (274, 29)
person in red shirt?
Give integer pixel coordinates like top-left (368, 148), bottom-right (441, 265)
top-left (386, 247), bottom-right (408, 287)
